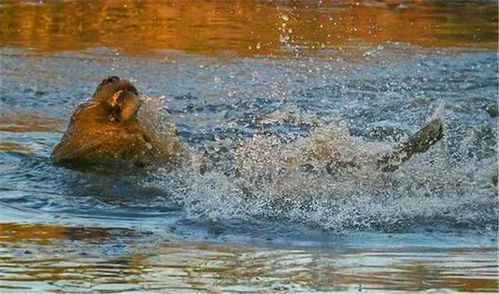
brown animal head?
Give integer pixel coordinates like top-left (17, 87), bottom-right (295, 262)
top-left (51, 76), bottom-right (185, 173)
top-left (92, 76), bottom-right (142, 123)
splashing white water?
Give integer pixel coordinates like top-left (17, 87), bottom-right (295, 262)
top-left (139, 101), bottom-right (497, 232)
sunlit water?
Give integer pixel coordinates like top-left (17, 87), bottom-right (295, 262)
top-left (1, 0), bottom-right (498, 292)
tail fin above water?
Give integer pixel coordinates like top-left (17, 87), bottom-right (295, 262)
top-left (377, 119), bottom-right (444, 172)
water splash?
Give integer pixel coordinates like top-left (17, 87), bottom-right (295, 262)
top-left (140, 103), bottom-right (497, 232)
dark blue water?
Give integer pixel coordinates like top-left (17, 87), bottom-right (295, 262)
top-left (0, 45), bottom-right (497, 248)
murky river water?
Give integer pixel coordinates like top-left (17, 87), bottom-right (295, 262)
top-left (1, 0), bottom-right (498, 292)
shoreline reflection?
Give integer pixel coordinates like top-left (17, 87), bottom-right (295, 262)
top-left (1, 0), bottom-right (497, 56)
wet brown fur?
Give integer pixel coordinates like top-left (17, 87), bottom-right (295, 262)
top-left (51, 76), bottom-right (186, 172)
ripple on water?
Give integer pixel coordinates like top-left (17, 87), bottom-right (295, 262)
top-left (0, 223), bottom-right (497, 293)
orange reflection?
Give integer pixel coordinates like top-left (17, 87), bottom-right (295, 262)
top-left (0, 223), bottom-right (114, 245)
top-left (0, 111), bottom-right (65, 133)
top-left (0, 223), bottom-right (496, 292)
top-left (1, 0), bottom-right (496, 56)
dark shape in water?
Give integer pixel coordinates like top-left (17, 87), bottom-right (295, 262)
top-left (377, 120), bottom-right (444, 172)
top-left (485, 104), bottom-right (498, 118)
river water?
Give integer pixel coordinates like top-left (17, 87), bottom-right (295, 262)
top-left (0, 0), bottom-right (498, 292)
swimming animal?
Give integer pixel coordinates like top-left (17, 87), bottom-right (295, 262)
top-left (52, 76), bottom-right (444, 175)
top-left (51, 76), bottom-right (187, 173)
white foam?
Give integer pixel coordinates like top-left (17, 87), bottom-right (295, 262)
top-left (140, 105), bottom-right (497, 231)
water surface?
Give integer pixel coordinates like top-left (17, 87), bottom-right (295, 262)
top-left (0, 0), bottom-right (498, 292)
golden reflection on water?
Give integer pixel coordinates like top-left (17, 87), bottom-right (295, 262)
top-left (1, 0), bottom-right (497, 56)
top-left (0, 111), bottom-right (65, 155)
top-left (0, 223), bottom-right (497, 292)
top-left (0, 111), bottom-right (65, 133)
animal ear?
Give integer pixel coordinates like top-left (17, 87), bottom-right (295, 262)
top-left (93, 76), bottom-right (121, 101)
top-left (108, 90), bottom-right (124, 108)
top-left (108, 90), bottom-right (141, 122)
top-left (99, 76), bottom-right (120, 87)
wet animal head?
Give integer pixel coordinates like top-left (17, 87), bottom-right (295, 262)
top-left (51, 76), bottom-right (150, 172)
top-left (51, 76), bottom-right (187, 173)
top-left (92, 76), bottom-right (142, 123)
